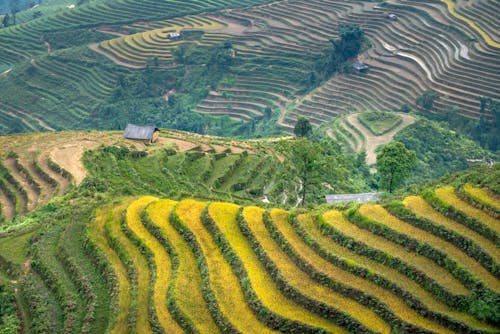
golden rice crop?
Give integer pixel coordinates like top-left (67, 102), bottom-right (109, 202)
top-left (177, 200), bottom-right (272, 334)
top-left (215, 205), bottom-right (344, 333)
top-left (287, 213), bottom-right (453, 334)
top-left (436, 186), bottom-right (500, 235)
top-left (123, 196), bottom-right (158, 333)
top-left (404, 195), bottom-right (500, 263)
top-left (316, 211), bottom-right (494, 329)
top-left (329, 208), bottom-right (469, 295)
top-left (89, 203), bottom-right (131, 334)
top-left (360, 204), bottom-right (500, 294)
top-left (126, 198), bottom-right (183, 333)
top-left (265, 209), bottom-right (390, 334)
top-left (464, 183), bottom-right (500, 211)
top-left (147, 200), bottom-right (220, 334)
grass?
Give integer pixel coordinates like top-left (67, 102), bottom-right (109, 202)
top-left (323, 210), bottom-right (470, 296)
top-left (176, 200), bottom-right (272, 334)
top-left (436, 186), bottom-right (500, 235)
top-left (283, 212), bottom-right (453, 334)
top-left (404, 195), bottom-right (500, 264)
top-left (147, 200), bottom-right (220, 334)
top-left (463, 183), bottom-right (500, 211)
top-left (238, 205), bottom-right (344, 333)
top-left (360, 204), bottom-right (500, 293)
top-left (125, 197), bottom-right (183, 333)
top-left (88, 203), bottom-right (131, 334)
top-left (0, 228), bottom-right (38, 264)
top-left (357, 112), bottom-right (403, 136)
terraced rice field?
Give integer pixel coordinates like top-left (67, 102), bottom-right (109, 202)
top-left (78, 183), bottom-right (500, 333)
top-left (0, 130), bottom-right (261, 221)
top-left (327, 112), bottom-right (415, 165)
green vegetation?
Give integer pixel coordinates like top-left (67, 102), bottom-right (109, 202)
top-left (357, 112), bottom-right (403, 136)
top-left (394, 119), bottom-right (495, 184)
top-left (376, 141), bottom-right (416, 193)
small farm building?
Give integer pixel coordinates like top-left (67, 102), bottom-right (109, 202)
top-left (123, 124), bottom-right (159, 144)
top-left (352, 61), bottom-right (369, 72)
top-left (168, 32), bottom-right (181, 40)
top-left (325, 192), bottom-right (381, 204)
top-left (388, 13), bottom-right (398, 21)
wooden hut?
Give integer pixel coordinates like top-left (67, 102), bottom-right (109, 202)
top-left (123, 124), bottom-right (159, 144)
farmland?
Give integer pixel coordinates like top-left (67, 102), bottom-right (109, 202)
top-left (2, 168), bottom-right (498, 333)
top-left (0, 124), bottom-right (497, 333)
top-left (0, 0), bottom-right (498, 135)
top-left (0, 0), bottom-right (499, 332)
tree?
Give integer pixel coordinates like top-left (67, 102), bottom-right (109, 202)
top-left (294, 117), bottom-right (312, 138)
top-left (376, 141), bottom-right (416, 193)
top-left (333, 24), bottom-right (364, 60)
top-left (2, 14), bottom-right (10, 27)
top-left (286, 138), bottom-right (324, 206)
top-left (416, 90), bottom-right (440, 110)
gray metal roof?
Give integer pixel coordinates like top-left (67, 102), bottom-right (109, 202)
top-left (123, 124), bottom-right (158, 140)
top-left (325, 192), bottom-right (381, 204)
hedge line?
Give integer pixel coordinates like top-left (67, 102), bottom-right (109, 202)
top-left (348, 209), bottom-right (482, 292)
top-left (48, 158), bottom-right (75, 184)
top-left (170, 204), bottom-right (238, 333)
top-left (317, 211), bottom-right (467, 310)
top-left (295, 213), bottom-right (480, 333)
top-left (120, 209), bottom-right (164, 334)
top-left (142, 208), bottom-right (198, 334)
top-left (268, 212), bottom-right (434, 334)
top-left (105, 213), bottom-right (138, 332)
top-left (14, 158), bottom-right (41, 194)
top-left (32, 160), bottom-right (58, 189)
top-left (422, 190), bottom-right (500, 247)
top-left (385, 201), bottom-right (499, 279)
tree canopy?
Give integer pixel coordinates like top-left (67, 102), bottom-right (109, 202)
top-left (293, 117), bottom-right (312, 138)
top-left (376, 141), bottom-right (416, 193)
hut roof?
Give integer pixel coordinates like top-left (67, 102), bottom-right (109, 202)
top-left (352, 61), bottom-right (369, 71)
top-left (123, 124), bottom-right (159, 140)
top-left (325, 192), bottom-right (381, 204)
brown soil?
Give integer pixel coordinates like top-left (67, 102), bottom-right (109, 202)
top-left (3, 158), bottom-right (38, 211)
top-left (346, 113), bottom-right (416, 166)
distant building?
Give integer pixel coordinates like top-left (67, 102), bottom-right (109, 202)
top-left (123, 124), bottom-right (159, 144)
top-left (388, 13), bottom-right (398, 21)
top-left (352, 61), bottom-right (369, 72)
top-left (325, 192), bottom-right (381, 204)
top-left (168, 32), bottom-right (181, 40)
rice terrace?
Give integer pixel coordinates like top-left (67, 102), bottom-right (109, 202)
top-left (0, 0), bottom-right (499, 333)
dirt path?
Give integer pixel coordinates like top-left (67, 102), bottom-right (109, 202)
top-left (346, 113), bottom-right (416, 165)
top-left (50, 145), bottom-right (88, 186)
top-left (3, 158), bottom-right (38, 211)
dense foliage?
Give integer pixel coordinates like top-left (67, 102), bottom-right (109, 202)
top-left (394, 119), bottom-right (495, 185)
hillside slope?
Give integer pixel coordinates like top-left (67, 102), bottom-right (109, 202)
top-left (0, 163), bottom-right (498, 333)
top-left (0, 0), bottom-right (498, 135)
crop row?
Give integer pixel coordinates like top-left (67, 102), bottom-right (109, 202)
top-left (78, 185), bottom-right (499, 333)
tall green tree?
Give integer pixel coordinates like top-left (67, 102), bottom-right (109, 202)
top-left (376, 141), bottom-right (416, 193)
top-left (294, 117), bottom-right (312, 138)
top-left (286, 138), bottom-right (324, 206)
